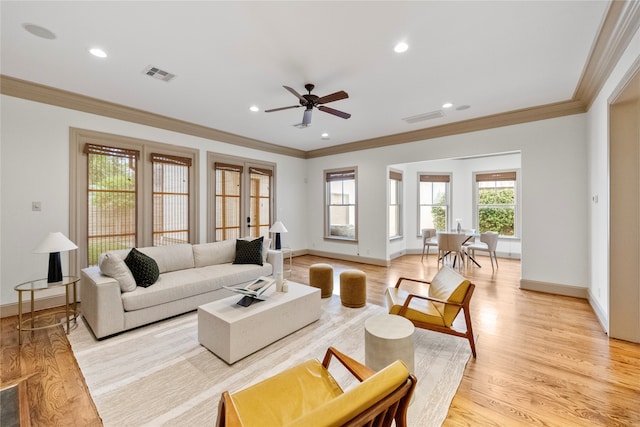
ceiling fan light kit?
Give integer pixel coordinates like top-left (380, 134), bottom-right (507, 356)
top-left (265, 83), bottom-right (351, 127)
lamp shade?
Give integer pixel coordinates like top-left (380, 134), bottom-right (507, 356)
top-left (34, 232), bottom-right (78, 283)
top-left (269, 221), bottom-right (288, 250)
top-left (33, 232), bottom-right (78, 253)
top-left (269, 221), bottom-right (288, 233)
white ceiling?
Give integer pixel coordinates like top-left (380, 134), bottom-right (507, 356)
top-left (1, 1), bottom-right (610, 152)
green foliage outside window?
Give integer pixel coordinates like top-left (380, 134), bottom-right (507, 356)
top-left (478, 187), bottom-right (515, 236)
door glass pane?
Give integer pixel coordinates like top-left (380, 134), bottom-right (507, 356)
top-left (249, 172), bottom-right (271, 238)
top-left (215, 168), bottom-right (241, 240)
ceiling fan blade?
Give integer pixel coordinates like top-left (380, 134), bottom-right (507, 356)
top-left (318, 105), bottom-right (351, 119)
top-left (302, 109), bottom-right (313, 126)
top-left (316, 90), bottom-right (348, 104)
top-left (283, 85), bottom-right (308, 105)
top-left (264, 105), bottom-right (300, 113)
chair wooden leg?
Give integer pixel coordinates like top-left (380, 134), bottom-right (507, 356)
top-left (462, 306), bottom-right (477, 358)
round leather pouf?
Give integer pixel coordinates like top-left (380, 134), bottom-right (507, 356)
top-left (339, 269), bottom-right (367, 308)
top-left (309, 263), bottom-right (334, 298)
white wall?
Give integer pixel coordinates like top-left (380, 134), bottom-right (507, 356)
top-left (586, 27), bottom-right (640, 328)
top-left (0, 95), bottom-right (307, 306)
top-left (390, 153), bottom-right (522, 258)
top-left (307, 115), bottom-right (588, 289)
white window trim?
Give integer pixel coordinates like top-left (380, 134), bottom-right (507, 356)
top-left (389, 168), bottom-right (403, 240)
top-left (472, 168), bottom-right (521, 239)
top-left (417, 172), bottom-right (452, 236)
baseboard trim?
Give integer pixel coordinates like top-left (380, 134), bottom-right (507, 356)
top-left (306, 249), bottom-right (389, 267)
top-left (519, 279), bottom-right (589, 299)
top-left (0, 294), bottom-right (69, 318)
top-left (588, 290), bottom-right (609, 334)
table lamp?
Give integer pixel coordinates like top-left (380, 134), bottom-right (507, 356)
top-left (33, 232), bottom-right (78, 283)
top-left (269, 221), bottom-right (288, 250)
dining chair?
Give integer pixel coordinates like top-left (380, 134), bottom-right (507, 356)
top-left (421, 228), bottom-right (438, 261)
top-left (437, 232), bottom-right (467, 269)
top-left (465, 231), bottom-right (499, 271)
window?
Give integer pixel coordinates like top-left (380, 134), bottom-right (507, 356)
top-left (85, 144), bottom-right (138, 265)
top-left (151, 153), bottom-right (191, 246)
top-left (70, 128), bottom-right (198, 270)
top-left (325, 168), bottom-right (357, 240)
top-left (389, 170), bottom-right (403, 239)
top-left (475, 171), bottom-right (517, 237)
top-left (418, 174), bottom-right (450, 233)
top-left (208, 154), bottom-right (275, 242)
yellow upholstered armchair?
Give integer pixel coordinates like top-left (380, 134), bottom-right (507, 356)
top-left (216, 346), bottom-right (417, 427)
top-left (385, 266), bottom-right (477, 358)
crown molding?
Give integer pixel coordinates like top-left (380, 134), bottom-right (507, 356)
top-left (573, 0), bottom-right (640, 109)
top-left (305, 99), bottom-right (587, 158)
top-left (0, 75), bottom-right (307, 159)
top-left (1, 0), bottom-right (635, 160)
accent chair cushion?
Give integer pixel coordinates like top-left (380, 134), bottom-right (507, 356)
top-left (428, 266), bottom-right (471, 326)
top-left (98, 251), bottom-right (137, 292)
top-left (230, 359), bottom-right (409, 427)
top-left (124, 248), bottom-right (160, 287)
top-left (233, 236), bottom-right (264, 266)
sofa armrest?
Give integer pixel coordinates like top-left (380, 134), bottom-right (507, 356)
top-left (266, 249), bottom-right (283, 277)
top-left (80, 267), bottom-right (125, 339)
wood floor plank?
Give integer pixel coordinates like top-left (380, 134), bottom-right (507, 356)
top-left (1, 254), bottom-right (639, 426)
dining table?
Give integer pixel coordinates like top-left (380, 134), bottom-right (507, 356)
top-left (437, 231), bottom-right (482, 268)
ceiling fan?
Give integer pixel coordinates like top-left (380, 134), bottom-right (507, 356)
top-left (265, 83), bottom-right (351, 127)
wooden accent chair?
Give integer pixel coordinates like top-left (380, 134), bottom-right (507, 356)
top-left (385, 266), bottom-right (477, 358)
top-left (216, 347), bottom-right (417, 427)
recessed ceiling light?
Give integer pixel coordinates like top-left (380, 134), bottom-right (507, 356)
top-left (442, 102), bottom-right (453, 109)
top-left (89, 48), bottom-right (107, 58)
top-left (249, 106), bottom-right (259, 112)
top-left (321, 132), bottom-right (330, 139)
top-left (394, 42), bottom-right (409, 53)
top-left (22, 23), bottom-right (56, 40)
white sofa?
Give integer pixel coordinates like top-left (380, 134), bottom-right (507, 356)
top-left (80, 239), bottom-right (283, 339)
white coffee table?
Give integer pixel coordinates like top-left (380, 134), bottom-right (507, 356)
top-left (198, 281), bottom-right (321, 364)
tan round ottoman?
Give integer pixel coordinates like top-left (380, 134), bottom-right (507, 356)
top-left (309, 263), bottom-right (334, 298)
top-left (339, 269), bottom-right (367, 308)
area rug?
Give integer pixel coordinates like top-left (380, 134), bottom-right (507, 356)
top-left (68, 295), bottom-right (472, 426)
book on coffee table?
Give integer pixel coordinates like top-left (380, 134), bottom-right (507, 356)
top-left (224, 276), bottom-right (275, 298)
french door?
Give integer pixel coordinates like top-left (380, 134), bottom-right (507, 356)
top-left (210, 154), bottom-right (275, 242)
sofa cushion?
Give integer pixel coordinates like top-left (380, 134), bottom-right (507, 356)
top-left (124, 248), bottom-right (160, 287)
top-left (98, 251), bottom-right (137, 292)
top-left (137, 243), bottom-right (195, 274)
top-left (121, 262), bottom-right (273, 311)
top-left (192, 240), bottom-right (236, 267)
top-left (233, 237), bottom-right (264, 265)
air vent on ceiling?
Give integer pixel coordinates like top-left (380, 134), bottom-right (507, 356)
top-left (142, 65), bottom-right (176, 82)
top-left (402, 110), bottom-right (444, 124)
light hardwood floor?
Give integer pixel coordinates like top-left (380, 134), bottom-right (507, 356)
top-left (2, 254), bottom-right (639, 426)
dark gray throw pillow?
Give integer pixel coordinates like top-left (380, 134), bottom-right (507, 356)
top-left (233, 237), bottom-right (264, 266)
top-left (124, 248), bottom-right (160, 287)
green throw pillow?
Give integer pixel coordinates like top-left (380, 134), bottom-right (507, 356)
top-left (124, 248), bottom-right (160, 287)
top-left (233, 237), bottom-right (264, 266)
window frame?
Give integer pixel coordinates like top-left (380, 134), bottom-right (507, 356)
top-left (70, 128), bottom-right (199, 272)
top-left (472, 169), bottom-right (520, 238)
top-left (417, 173), bottom-right (451, 236)
top-left (206, 152), bottom-right (276, 243)
top-left (388, 169), bottom-right (403, 240)
top-left (324, 167), bottom-right (358, 242)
